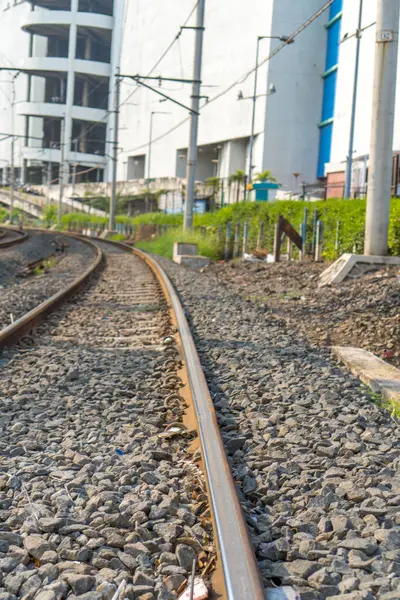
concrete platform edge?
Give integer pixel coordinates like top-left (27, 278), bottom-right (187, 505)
top-left (332, 346), bottom-right (400, 406)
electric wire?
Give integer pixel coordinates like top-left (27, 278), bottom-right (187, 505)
top-left (123, 0), bottom-right (334, 155)
top-left (119, 0), bottom-right (199, 107)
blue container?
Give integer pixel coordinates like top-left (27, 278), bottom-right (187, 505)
top-left (252, 182), bottom-right (279, 201)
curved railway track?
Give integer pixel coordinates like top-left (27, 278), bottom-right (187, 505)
top-left (0, 227), bottom-right (28, 248)
top-left (0, 235), bottom-right (265, 600)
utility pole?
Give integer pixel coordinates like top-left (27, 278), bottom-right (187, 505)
top-left (344, 0), bottom-right (363, 199)
top-left (72, 138), bottom-right (78, 195)
top-left (365, 0), bottom-right (400, 256)
top-left (58, 117), bottom-right (65, 222)
top-left (110, 67), bottom-right (120, 231)
top-left (47, 146), bottom-right (52, 205)
top-left (248, 38), bottom-right (261, 189)
top-left (9, 75), bottom-right (17, 222)
top-left (183, 0), bottom-right (206, 230)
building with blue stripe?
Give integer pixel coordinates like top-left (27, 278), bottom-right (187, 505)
top-left (317, 0), bottom-right (343, 178)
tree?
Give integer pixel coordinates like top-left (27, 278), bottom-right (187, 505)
top-left (254, 170), bottom-right (277, 183)
top-left (229, 169), bottom-right (245, 184)
top-left (229, 170), bottom-right (246, 203)
top-left (206, 176), bottom-right (221, 211)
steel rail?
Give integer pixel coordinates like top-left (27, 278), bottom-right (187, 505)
top-left (0, 233), bottom-right (103, 349)
top-left (93, 237), bottom-right (265, 600)
top-left (0, 233), bottom-right (265, 599)
top-left (0, 228), bottom-right (28, 248)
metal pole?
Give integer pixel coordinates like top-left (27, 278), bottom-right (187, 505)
top-left (183, 0), bottom-right (206, 230)
top-left (248, 37), bottom-right (261, 187)
top-left (58, 117), bottom-right (65, 222)
top-left (365, 0), bottom-right (400, 256)
top-left (256, 220), bottom-right (264, 250)
top-left (242, 221), bottom-right (249, 255)
top-left (233, 222), bottom-right (240, 257)
top-left (224, 221), bottom-right (231, 260)
top-left (110, 67), bottom-right (121, 231)
top-left (344, 0), bottom-right (364, 198)
top-left (273, 220), bottom-right (281, 262)
top-left (335, 220), bottom-right (341, 254)
top-left (9, 76), bottom-right (16, 222)
top-left (72, 138), bottom-right (78, 195)
top-left (47, 148), bottom-right (52, 205)
top-left (146, 112), bottom-right (154, 213)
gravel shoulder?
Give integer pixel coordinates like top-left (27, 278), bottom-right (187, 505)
top-left (0, 232), bottom-right (95, 330)
top-left (156, 256), bottom-right (400, 600)
top-left (0, 250), bottom-right (214, 600)
top-left (207, 260), bottom-right (400, 368)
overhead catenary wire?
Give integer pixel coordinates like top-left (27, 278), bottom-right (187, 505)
top-left (123, 0), bottom-right (335, 155)
top-left (119, 0), bottom-right (200, 107)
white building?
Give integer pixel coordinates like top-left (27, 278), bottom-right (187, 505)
top-left (0, 0), bottom-right (363, 201)
top-left (0, 0), bottom-right (124, 187)
top-left (119, 0), bottom-right (331, 197)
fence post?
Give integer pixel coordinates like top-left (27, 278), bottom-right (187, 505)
top-left (287, 237), bottom-right (293, 261)
top-left (315, 220), bottom-right (324, 261)
top-left (224, 221), bottom-right (232, 260)
top-left (256, 221), bottom-right (265, 250)
top-left (242, 221), bottom-right (249, 256)
top-left (300, 222), bottom-right (307, 260)
top-left (335, 220), bottom-right (340, 255)
top-left (233, 222), bottom-right (240, 257)
top-left (273, 220), bottom-right (282, 262)
top-left (311, 209), bottom-right (318, 256)
top-left (302, 207), bottom-right (308, 258)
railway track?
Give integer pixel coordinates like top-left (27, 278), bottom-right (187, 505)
top-left (0, 236), bottom-right (265, 600)
top-left (0, 227), bottom-right (28, 248)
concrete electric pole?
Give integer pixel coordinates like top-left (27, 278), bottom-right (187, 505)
top-left (110, 67), bottom-right (121, 232)
top-left (58, 117), bottom-right (65, 222)
top-left (364, 0), bottom-right (400, 256)
top-left (183, 0), bottom-right (206, 230)
top-left (9, 74), bottom-right (17, 222)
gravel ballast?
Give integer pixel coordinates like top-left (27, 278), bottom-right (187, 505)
top-left (0, 232), bottom-right (95, 330)
top-left (207, 260), bottom-right (400, 368)
top-left (156, 257), bottom-right (400, 600)
top-left (0, 247), bottom-right (214, 600)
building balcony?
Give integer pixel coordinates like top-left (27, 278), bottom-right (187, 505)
top-left (22, 146), bottom-right (106, 167)
top-left (31, 0), bottom-right (114, 16)
top-left (22, 8), bottom-right (113, 36)
top-left (19, 56), bottom-right (111, 78)
top-left (19, 101), bottom-right (107, 124)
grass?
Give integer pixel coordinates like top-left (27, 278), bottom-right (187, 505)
top-left (109, 233), bottom-right (126, 242)
top-left (33, 256), bottom-right (58, 276)
top-left (135, 227), bottom-right (223, 261)
top-left (368, 389), bottom-right (400, 419)
top-left (51, 196), bottom-right (400, 261)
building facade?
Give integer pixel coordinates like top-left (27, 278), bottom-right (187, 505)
top-left (0, 0), bottom-right (124, 187)
top-left (118, 0), bottom-right (330, 196)
top-left (326, 0), bottom-right (400, 198)
top-left (3, 0), bottom-right (384, 200)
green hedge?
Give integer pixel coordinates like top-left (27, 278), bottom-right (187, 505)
top-left (132, 199), bottom-right (400, 259)
top-left (56, 198), bottom-right (400, 260)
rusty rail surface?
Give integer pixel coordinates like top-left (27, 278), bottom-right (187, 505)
top-left (89, 237), bottom-right (266, 600)
top-left (0, 233), bottom-right (265, 599)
